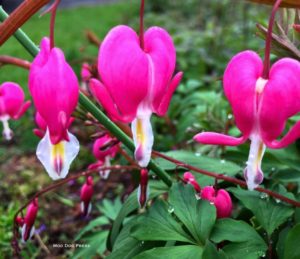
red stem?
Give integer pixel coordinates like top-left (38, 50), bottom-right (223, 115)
top-left (152, 151), bottom-right (300, 207)
top-left (262, 0), bottom-right (282, 79)
top-left (0, 55), bottom-right (31, 69)
top-left (139, 0), bottom-right (145, 50)
top-left (49, 0), bottom-right (61, 49)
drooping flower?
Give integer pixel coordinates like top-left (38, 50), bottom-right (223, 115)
top-left (194, 51), bottom-right (300, 190)
top-left (137, 168), bottom-right (149, 208)
top-left (80, 176), bottom-right (94, 217)
top-left (88, 134), bottom-right (119, 179)
top-left (90, 25), bottom-right (182, 167)
top-left (29, 37), bottom-right (80, 180)
top-left (201, 186), bottom-right (232, 218)
top-left (81, 63), bottom-right (92, 82)
top-left (21, 198), bottom-right (38, 242)
top-left (0, 82), bottom-right (31, 140)
top-left (183, 172), bottom-right (201, 193)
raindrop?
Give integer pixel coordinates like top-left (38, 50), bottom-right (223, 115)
top-left (168, 206), bottom-right (174, 214)
top-left (195, 194), bottom-right (201, 200)
top-left (260, 193), bottom-right (269, 199)
top-left (227, 114), bottom-right (233, 120)
top-left (220, 159), bottom-right (226, 164)
top-left (275, 198), bottom-right (281, 203)
top-left (195, 152), bottom-right (201, 157)
top-left (209, 201), bottom-right (214, 205)
top-left (271, 167), bottom-right (276, 172)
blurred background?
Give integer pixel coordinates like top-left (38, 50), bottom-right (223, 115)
top-left (0, 0), bottom-right (271, 257)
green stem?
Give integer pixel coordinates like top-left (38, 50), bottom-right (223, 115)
top-left (0, 7), bottom-right (39, 57)
top-left (0, 7), bottom-right (172, 187)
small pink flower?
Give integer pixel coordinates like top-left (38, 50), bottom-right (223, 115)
top-left (183, 172), bottom-right (201, 193)
top-left (90, 25), bottom-right (182, 167)
top-left (21, 198), bottom-right (38, 242)
top-left (0, 82), bottom-right (30, 140)
top-left (201, 186), bottom-right (232, 218)
top-left (293, 24), bottom-right (300, 33)
top-left (137, 168), bottom-right (149, 208)
top-left (29, 37), bottom-right (80, 180)
top-left (89, 134), bottom-right (119, 179)
top-left (194, 51), bottom-right (300, 190)
top-left (80, 176), bottom-right (94, 217)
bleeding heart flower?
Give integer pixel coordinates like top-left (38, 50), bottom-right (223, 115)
top-left (194, 51), bottom-right (300, 190)
top-left (21, 198), bottom-right (38, 242)
top-left (90, 25), bottom-right (182, 167)
top-left (183, 172), bottom-right (201, 193)
top-left (29, 37), bottom-right (80, 180)
top-left (80, 176), bottom-right (94, 217)
top-left (88, 134), bottom-right (119, 179)
top-left (0, 82), bottom-right (31, 140)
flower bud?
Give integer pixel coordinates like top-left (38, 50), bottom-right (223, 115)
top-left (80, 176), bottom-right (94, 217)
top-left (201, 186), bottom-right (232, 218)
top-left (183, 172), bottom-right (201, 193)
top-left (137, 169), bottom-right (149, 208)
top-left (22, 198), bottom-right (38, 242)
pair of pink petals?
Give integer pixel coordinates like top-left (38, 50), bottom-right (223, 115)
top-left (0, 82), bottom-right (31, 140)
top-left (29, 37), bottom-right (80, 180)
top-left (195, 51), bottom-right (300, 190)
top-left (183, 172), bottom-right (232, 218)
top-left (90, 25), bottom-right (182, 167)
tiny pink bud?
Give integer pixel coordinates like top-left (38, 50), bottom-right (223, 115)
top-left (138, 169), bottom-right (149, 208)
top-left (81, 63), bottom-right (92, 82)
top-left (201, 186), bottom-right (232, 218)
top-left (22, 198), bottom-right (38, 242)
top-left (293, 24), bottom-right (300, 33)
top-left (80, 176), bottom-right (94, 216)
top-left (16, 216), bottom-right (24, 227)
top-left (183, 172), bottom-right (201, 193)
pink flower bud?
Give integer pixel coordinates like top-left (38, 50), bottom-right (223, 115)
top-left (22, 198), bottom-right (38, 242)
top-left (183, 172), bottom-right (201, 193)
top-left (137, 169), bottom-right (149, 208)
top-left (16, 216), bottom-right (24, 227)
top-left (80, 176), bottom-right (94, 216)
top-left (90, 134), bottom-right (119, 179)
top-left (201, 186), bottom-right (232, 218)
top-left (0, 82), bottom-right (31, 140)
top-left (81, 63), bottom-right (92, 82)
top-left (293, 24), bottom-right (300, 33)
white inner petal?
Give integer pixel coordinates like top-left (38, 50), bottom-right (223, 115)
top-left (131, 108), bottom-right (153, 167)
top-left (244, 134), bottom-right (266, 190)
top-left (99, 156), bottom-right (111, 179)
top-left (36, 129), bottom-right (80, 180)
top-left (0, 115), bottom-right (13, 140)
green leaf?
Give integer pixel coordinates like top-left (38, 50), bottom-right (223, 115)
top-left (110, 181), bottom-right (168, 248)
top-left (276, 227), bottom-right (291, 259)
top-left (229, 187), bottom-right (294, 235)
top-left (211, 219), bottom-right (267, 259)
top-left (169, 183), bottom-right (216, 244)
top-left (75, 216), bottom-right (109, 241)
top-left (96, 198), bottom-right (122, 220)
top-left (108, 218), bottom-right (162, 259)
top-left (73, 231), bottom-right (109, 259)
top-left (155, 150), bottom-right (241, 176)
top-left (202, 241), bottom-right (228, 259)
top-left (130, 200), bottom-right (195, 244)
top-left (133, 245), bottom-right (203, 259)
top-left (284, 223), bottom-right (300, 259)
